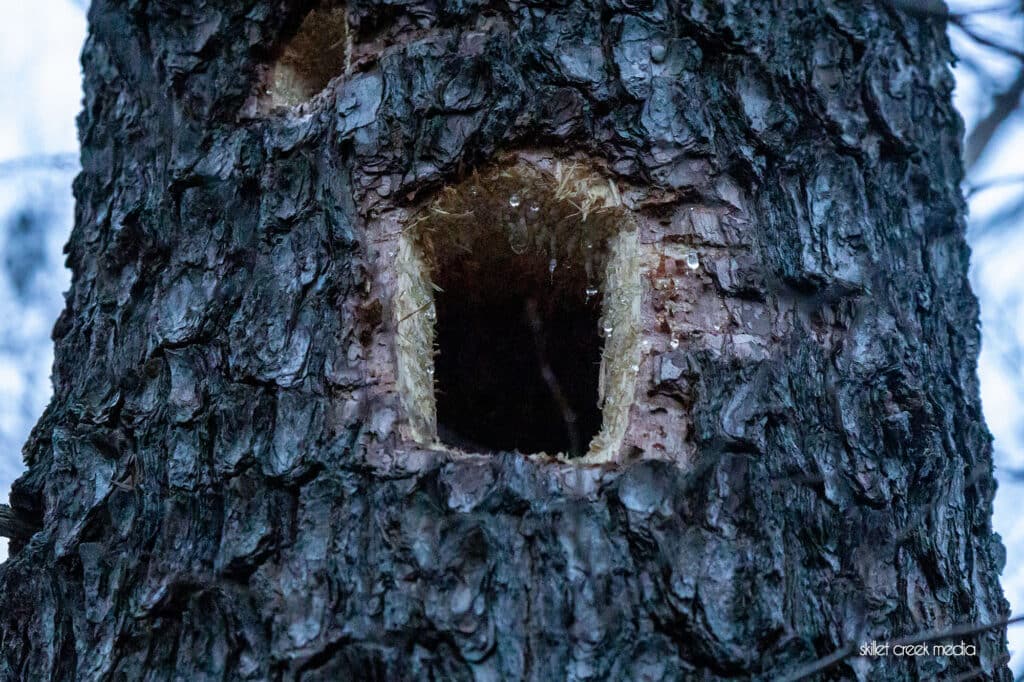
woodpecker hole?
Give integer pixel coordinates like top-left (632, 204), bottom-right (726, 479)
top-left (392, 157), bottom-right (642, 461)
top-left (262, 4), bottom-right (350, 109)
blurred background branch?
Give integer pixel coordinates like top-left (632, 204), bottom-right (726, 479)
top-left (0, 152), bottom-right (78, 177)
top-left (965, 67), bottom-right (1024, 169)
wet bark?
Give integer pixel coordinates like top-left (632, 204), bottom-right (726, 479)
top-left (0, 0), bottom-right (1010, 680)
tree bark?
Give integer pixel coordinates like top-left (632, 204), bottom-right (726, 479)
top-left (0, 0), bottom-right (1010, 680)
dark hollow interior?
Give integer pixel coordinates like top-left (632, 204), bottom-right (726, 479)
top-left (433, 251), bottom-right (604, 457)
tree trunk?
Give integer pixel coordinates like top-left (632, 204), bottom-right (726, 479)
top-left (0, 0), bottom-right (1010, 680)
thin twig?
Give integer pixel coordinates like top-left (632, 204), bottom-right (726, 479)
top-left (525, 298), bottom-right (581, 457)
top-left (396, 300), bottom-right (432, 325)
top-left (0, 152), bottom-right (79, 177)
top-left (891, 614), bottom-right (1024, 648)
top-left (966, 174), bottom-right (1024, 196)
top-left (778, 614), bottom-right (1024, 682)
top-left (776, 642), bottom-right (858, 682)
top-left (951, 18), bottom-right (1024, 61)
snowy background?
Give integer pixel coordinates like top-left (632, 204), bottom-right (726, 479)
top-left (0, 0), bottom-right (83, 555)
top-left (0, 0), bottom-right (1022, 672)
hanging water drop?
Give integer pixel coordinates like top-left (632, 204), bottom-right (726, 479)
top-left (508, 193), bottom-right (522, 208)
top-left (507, 221), bottom-right (529, 254)
top-left (602, 323), bottom-right (614, 336)
top-left (669, 336), bottom-right (680, 350)
top-left (528, 202), bottom-right (541, 218)
top-left (549, 258), bottom-right (557, 274)
top-left (630, 363), bottom-right (640, 373)
top-left (585, 286), bottom-right (599, 300)
top-left (640, 339), bottom-right (652, 354)
top-left (509, 233), bottom-right (528, 254)
top-left (685, 251), bottom-right (700, 270)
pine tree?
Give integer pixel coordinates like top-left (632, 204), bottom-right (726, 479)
top-left (0, 1), bottom-right (1010, 679)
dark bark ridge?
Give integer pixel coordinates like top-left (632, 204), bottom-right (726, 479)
top-left (0, 0), bottom-right (1009, 680)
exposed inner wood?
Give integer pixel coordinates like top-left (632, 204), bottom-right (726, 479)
top-left (361, 153), bottom-right (740, 466)
top-left (261, 5), bottom-right (350, 109)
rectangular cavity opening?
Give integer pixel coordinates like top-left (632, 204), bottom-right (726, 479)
top-left (393, 159), bottom-right (641, 461)
top-left (432, 221), bottom-right (604, 457)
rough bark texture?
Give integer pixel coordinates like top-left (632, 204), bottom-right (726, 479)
top-left (0, 0), bottom-right (1010, 680)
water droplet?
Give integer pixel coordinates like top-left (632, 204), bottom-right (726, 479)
top-left (426, 307), bottom-right (436, 321)
top-left (549, 258), bottom-right (557, 273)
top-left (603, 323), bottom-right (614, 336)
top-left (469, 185), bottom-right (480, 196)
top-left (507, 222), bottom-right (529, 254)
top-left (585, 286), bottom-right (599, 300)
top-left (669, 337), bottom-right (680, 350)
top-left (387, 250), bottom-right (397, 258)
top-left (640, 339), bottom-right (652, 353)
top-left (650, 44), bottom-right (667, 63)
top-left (685, 251), bottom-right (700, 270)
top-left (508, 193), bottom-right (522, 208)
top-left (426, 367), bottom-right (435, 376)
top-left (630, 363), bottom-right (640, 373)
top-left (528, 202), bottom-right (541, 216)
top-left (653, 277), bottom-right (672, 291)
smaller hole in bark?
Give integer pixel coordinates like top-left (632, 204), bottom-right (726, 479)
top-left (265, 4), bottom-right (349, 108)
